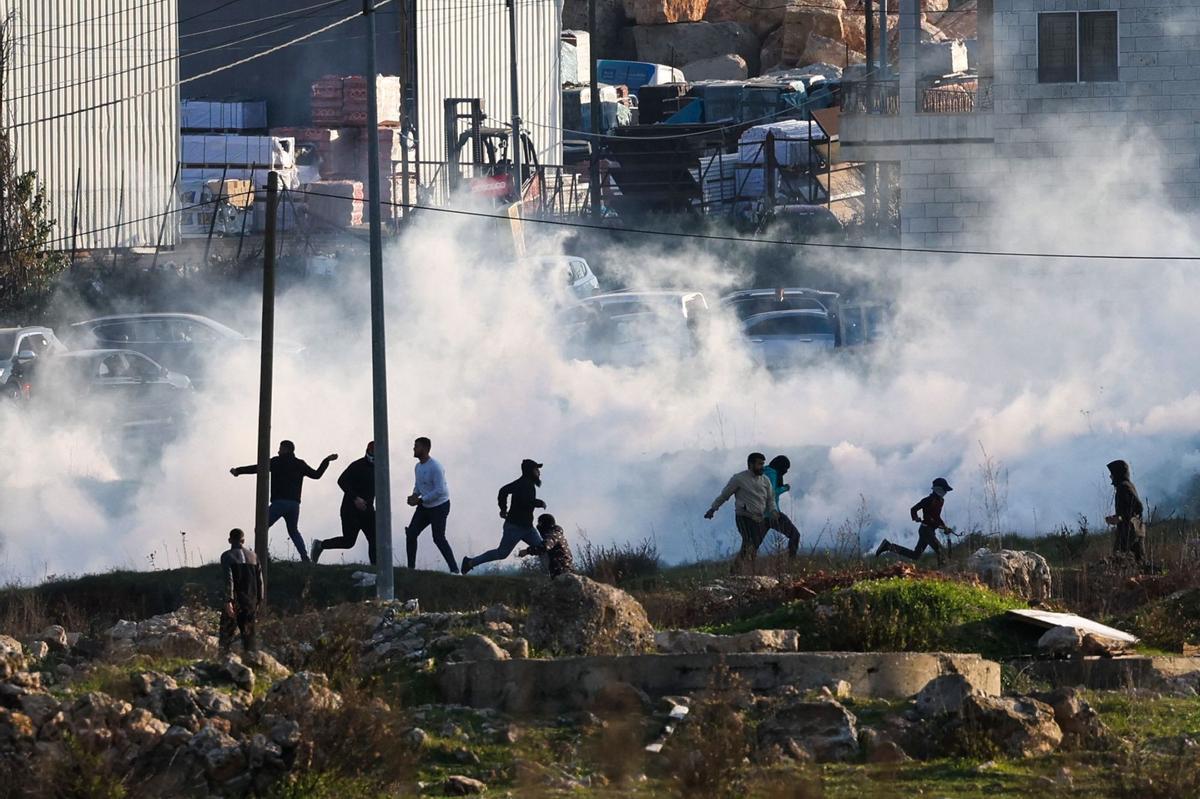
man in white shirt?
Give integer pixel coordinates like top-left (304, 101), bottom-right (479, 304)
top-left (405, 436), bottom-right (459, 572)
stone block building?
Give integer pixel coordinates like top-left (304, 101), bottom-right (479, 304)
top-left (839, 0), bottom-right (1200, 250)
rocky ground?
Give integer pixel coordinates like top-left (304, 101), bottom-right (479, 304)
top-left (1, 547), bottom-right (1200, 797)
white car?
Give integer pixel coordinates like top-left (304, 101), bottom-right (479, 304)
top-left (0, 326), bottom-right (67, 399)
top-left (560, 290), bottom-right (709, 366)
top-left (521, 255), bottom-right (600, 302)
top-left (721, 288), bottom-right (841, 369)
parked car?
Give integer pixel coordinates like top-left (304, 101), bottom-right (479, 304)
top-left (69, 313), bottom-right (298, 387)
top-left (722, 289), bottom-right (842, 369)
top-left (521, 255), bottom-right (601, 302)
top-left (560, 290), bottom-right (709, 366)
top-left (0, 326), bottom-right (67, 400)
top-left (24, 349), bottom-right (193, 428)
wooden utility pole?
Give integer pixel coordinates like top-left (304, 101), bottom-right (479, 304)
top-left (254, 172), bottom-right (280, 582)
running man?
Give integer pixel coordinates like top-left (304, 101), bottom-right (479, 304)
top-left (405, 437), bottom-right (458, 572)
top-left (231, 440), bottom-right (337, 562)
top-left (461, 459), bottom-right (546, 575)
top-left (312, 442), bottom-right (376, 565)
top-left (705, 452), bottom-right (779, 564)
top-left (876, 477), bottom-right (954, 567)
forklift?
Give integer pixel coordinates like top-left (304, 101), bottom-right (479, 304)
top-left (444, 98), bottom-right (541, 203)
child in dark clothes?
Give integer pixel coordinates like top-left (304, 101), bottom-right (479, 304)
top-left (520, 513), bottom-right (575, 577)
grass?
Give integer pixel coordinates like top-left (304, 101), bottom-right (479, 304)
top-left (709, 577), bottom-right (1031, 659)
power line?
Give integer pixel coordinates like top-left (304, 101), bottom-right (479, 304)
top-left (9, 0), bottom-right (396, 130)
top-left (288, 187), bottom-right (1200, 262)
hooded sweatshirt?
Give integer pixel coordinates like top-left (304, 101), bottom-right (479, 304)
top-left (338, 456), bottom-right (376, 514)
top-left (763, 466), bottom-right (790, 516)
top-left (498, 462), bottom-right (544, 527)
top-left (1107, 460), bottom-right (1144, 525)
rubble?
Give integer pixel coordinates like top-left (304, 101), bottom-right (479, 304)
top-left (757, 698), bottom-right (860, 762)
top-left (633, 21), bottom-right (761, 73)
top-left (654, 628), bottom-right (799, 654)
top-left (524, 574), bottom-right (655, 656)
top-left (967, 549), bottom-right (1053, 601)
top-left (107, 611), bottom-right (219, 660)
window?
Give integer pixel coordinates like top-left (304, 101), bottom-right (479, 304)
top-left (746, 315), bottom-right (834, 337)
top-left (1039, 11), bottom-right (1118, 83)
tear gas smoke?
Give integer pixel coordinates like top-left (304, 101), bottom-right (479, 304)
top-left (1, 129), bottom-right (1198, 580)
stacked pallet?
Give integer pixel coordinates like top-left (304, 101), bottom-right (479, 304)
top-left (308, 180), bottom-right (365, 228)
top-left (310, 75), bottom-right (401, 127)
top-left (311, 76), bottom-right (345, 127)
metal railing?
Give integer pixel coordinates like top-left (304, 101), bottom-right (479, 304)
top-left (841, 80), bottom-right (900, 115)
top-left (920, 78), bottom-right (992, 114)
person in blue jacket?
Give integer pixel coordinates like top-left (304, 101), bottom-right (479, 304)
top-left (764, 455), bottom-right (801, 558)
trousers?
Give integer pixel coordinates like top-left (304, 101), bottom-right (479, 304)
top-left (406, 501), bottom-right (457, 572)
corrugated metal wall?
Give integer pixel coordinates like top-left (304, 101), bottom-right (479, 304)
top-left (2, 0), bottom-right (179, 249)
top-left (416, 0), bottom-right (562, 175)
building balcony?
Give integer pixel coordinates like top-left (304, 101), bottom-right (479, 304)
top-left (840, 77), bottom-right (993, 117)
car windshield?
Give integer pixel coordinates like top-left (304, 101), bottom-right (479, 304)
top-left (0, 332), bottom-right (14, 357)
top-left (747, 314), bottom-right (835, 336)
top-left (729, 296), bottom-right (826, 320)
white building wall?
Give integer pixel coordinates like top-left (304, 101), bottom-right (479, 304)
top-left (2, 0), bottom-right (179, 249)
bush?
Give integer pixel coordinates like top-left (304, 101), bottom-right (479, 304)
top-left (576, 536), bottom-right (661, 586)
top-left (715, 577), bottom-right (1027, 657)
top-left (666, 664), bottom-right (750, 797)
top-left (1132, 588), bottom-right (1200, 652)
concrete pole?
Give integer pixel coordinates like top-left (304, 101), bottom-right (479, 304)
top-left (507, 0), bottom-right (523, 202)
top-left (588, 0), bottom-right (601, 219)
top-left (364, 0), bottom-right (395, 600)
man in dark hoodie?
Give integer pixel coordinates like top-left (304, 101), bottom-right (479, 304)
top-left (230, 440), bottom-right (337, 562)
top-left (1106, 459), bottom-right (1145, 564)
top-left (219, 528), bottom-right (264, 654)
top-left (311, 442), bottom-right (377, 565)
top-left (461, 459), bottom-right (546, 574)
top-left (876, 477), bottom-right (954, 567)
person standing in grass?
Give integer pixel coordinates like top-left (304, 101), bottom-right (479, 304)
top-left (876, 477), bottom-right (953, 567)
top-left (461, 459), bottom-right (546, 575)
top-left (705, 452), bottom-right (779, 565)
top-left (1106, 459), bottom-right (1145, 565)
top-left (764, 455), bottom-right (801, 558)
top-left (219, 528), bottom-right (264, 654)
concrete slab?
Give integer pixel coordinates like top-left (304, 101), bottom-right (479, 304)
top-left (1015, 656), bottom-right (1200, 691)
top-left (1006, 609), bottom-right (1140, 645)
top-left (439, 652), bottom-right (1001, 713)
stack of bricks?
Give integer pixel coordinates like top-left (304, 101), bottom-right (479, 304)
top-left (307, 179), bottom-right (364, 228)
top-left (310, 76), bottom-right (344, 127)
top-left (341, 75), bottom-right (402, 126)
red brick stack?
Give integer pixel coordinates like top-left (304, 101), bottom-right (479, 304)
top-left (307, 179), bottom-right (364, 228)
top-left (310, 76), bottom-right (345, 127)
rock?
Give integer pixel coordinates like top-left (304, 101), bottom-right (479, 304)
top-left (261, 672), bottom-right (343, 720)
top-left (760, 27), bottom-right (785, 73)
top-left (500, 638), bottom-right (530, 659)
top-left (682, 53), bottom-right (749, 80)
top-left (757, 699), bottom-right (859, 762)
top-left (654, 629), bottom-right (799, 655)
top-left (451, 634), bottom-right (510, 662)
top-left (107, 612), bottom-right (218, 660)
top-left (960, 695), bottom-right (1063, 758)
top-left (24, 641), bottom-right (49, 662)
top-left (444, 775), bottom-right (488, 795)
top-left (131, 671), bottom-right (178, 698)
top-left (482, 605), bottom-right (518, 625)
top-left (915, 674), bottom-right (984, 718)
top-left (1037, 626), bottom-right (1132, 658)
top-left (524, 574), bottom-right (655, 657)
top-left (967, 549), bottom-right (1053, 601)
top-left (124, 708), bottom-right (169, 747)
top-left (797, 33), bottom-right (864, 67)
top-left (633, 21), bottom-right (761, 74)
top-left (187, 725), bottom-right (247, 783)
top-left (211, 653), bottom-right (255, 693)
top-left (39, 626), bottom-right (68, 653)
top-left (782, 0), bottom-right (845, 64)
top-left (405, 727), bottom-right (430, 748)
top-left (706, 0), bottom-right (788, 37)
top-left (0, 636), bottom-right (26, 679)
top-left (861, 727), bottom-right (911, 763)
top-left (592, 681), bottom-right (653, 716)
top-left (632, 0), bottom-right (708, 25)
top-left (563, 0), bottom-right (631, 60)
top-left (1031, 687), bottom-right (1110, 749)
top-left (241, 649), bottom-right (291, 681)
top-left (268, 718), bottom-right (302, 750)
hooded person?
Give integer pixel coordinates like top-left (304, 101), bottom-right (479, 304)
top-left (763, 455), bottom-right (801, 558)
top-left (1106, 459), bottom-right (1145, 564)
top-left (519, 513), bottom-right (575, 578)
top-left (312, 442), bottom-right (377, 565)
top-left (461, 459), bottom-right (546, 574)
top-left (876, 477), bottom-right (953, 567)
top-left (705, 452), bottom-right (779, 565)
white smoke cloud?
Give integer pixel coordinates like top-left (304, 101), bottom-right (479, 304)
top-left (1, 124), bottom-right (1200, 581)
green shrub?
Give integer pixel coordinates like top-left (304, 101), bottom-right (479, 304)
top-left (714, 577), bottom-right (1026, 657)
top-left (1131, 588), bottom-right (1200, 652)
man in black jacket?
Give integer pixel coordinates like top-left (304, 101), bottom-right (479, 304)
top-left (461, 459), bottom-right (546, 574)
top-left (219, 528), bottom-right (264, 654)
top-left (312, 442), bottom-right (377, 565)
top-left (1106, 459), bottom-right (1145, 564)
top-left (230, 440), bottom-right (337, 562)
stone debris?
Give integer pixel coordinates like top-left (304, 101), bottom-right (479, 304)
top-left (444, 774), bottom-right (488, 795)
top-left (757, 698), bottom-right (860, 762)
top-left (1038, 625), bottom-right (1133, 658)
top-left (525, 574), bottom-right (655, 656)
top-left (654, 628), bottom-right (800, 654)
top-left (107, 610), bottom-right (219, 660)
top-left (967, 549), bottom-right (1053, 601)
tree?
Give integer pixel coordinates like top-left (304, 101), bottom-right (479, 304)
top-left (0, 13), bottom-right (67, 319)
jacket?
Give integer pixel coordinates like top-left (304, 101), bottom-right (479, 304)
top-left (221, 545), bottom-right (264, 609)
top-left (710, 470), bottom-right (777, 519)
top-left (1108, 459), bottom-right (1144, 534)
top-left (763, 466), bottom-right (790, 518)
top-left (338, 457), bottom-right (375, 514)
top-left (232, 454), bottom-right (329, 503)
top-left (498, 476), bottom-right (544, 527)
top-left (536, 525), bottom-right (575, 577)
top-left (911, 493), bottom-right (946, 529)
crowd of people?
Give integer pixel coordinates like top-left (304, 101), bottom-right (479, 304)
top-left (218, 440), bottom-right (1148, 653)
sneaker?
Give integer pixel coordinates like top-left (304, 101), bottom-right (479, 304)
top-left (460, 556), bottom-right (472, 575)
top-left (875, 539), bottom-right (890, 557)
top-left (310, 540), bottom-right (323, 564)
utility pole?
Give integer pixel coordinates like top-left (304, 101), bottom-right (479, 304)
top-left (588, 0), bottom-right (601, 220)
top-left (255, 171), bottom-right (280, 583)
top-left (878, 0), bottom-right (888, 79)
top-left (363, 0), bottom-right (395, 600)
top-left (506, 0), bottom-right (523, 203)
